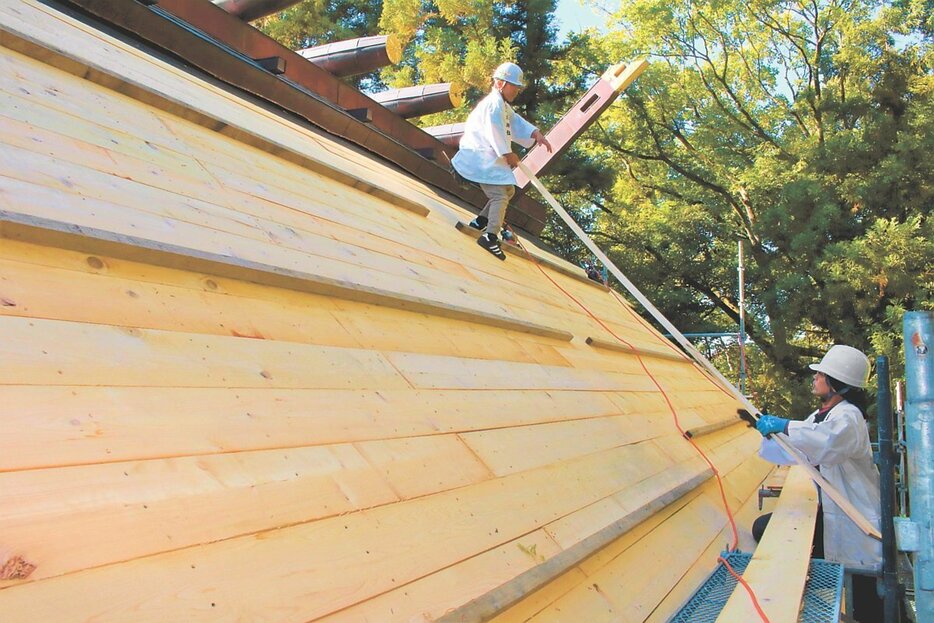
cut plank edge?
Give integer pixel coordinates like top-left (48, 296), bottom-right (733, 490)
top-left (434, 467), bottom-right (714, 623)
top-left (0, 213), bottom-right (573, 342)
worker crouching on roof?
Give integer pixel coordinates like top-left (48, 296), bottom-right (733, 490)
top-left (754, 344), bottom-right (883, 622)
top-left (452, 62), bottom-right (552, 260)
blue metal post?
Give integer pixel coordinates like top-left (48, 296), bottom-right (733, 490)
top-left (903, 311), bottom-right (934, 620)
top-left (877, 356), bottom-right (901, 622)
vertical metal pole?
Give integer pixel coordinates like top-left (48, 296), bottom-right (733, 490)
top-left (877, 355), bottom-right (901, 622)
top-left (896, 382), bottom-right (907, 514)
top-left (737, 239), bottom-right (746, 395)
top-left (903, 311), bottom-right (934, 620)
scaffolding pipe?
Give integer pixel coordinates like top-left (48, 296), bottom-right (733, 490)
top-left (902, 311), bottom-right (934, 620)
top-left (877, 355), bottom-right (902, 623)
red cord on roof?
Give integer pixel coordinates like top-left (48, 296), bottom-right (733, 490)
top-left (506, 228), bottom-right (771, 623)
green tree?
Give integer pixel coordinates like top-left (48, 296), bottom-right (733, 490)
top-left (540, 0), bottom-right (932, 414)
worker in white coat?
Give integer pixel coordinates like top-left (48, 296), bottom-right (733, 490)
top-left (452, 62), bottom-right (551, 260)
top-left (754, 344), bottom-right (882, 621)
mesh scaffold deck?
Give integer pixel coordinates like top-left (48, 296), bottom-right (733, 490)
top-left (669, 551), bottom-right (844, 623)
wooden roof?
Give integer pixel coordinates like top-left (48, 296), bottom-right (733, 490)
top-left (0, 2), bottom-right (771, 621)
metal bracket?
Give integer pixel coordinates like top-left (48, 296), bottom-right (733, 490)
top-left (758, 485), bottom-right (782, 511)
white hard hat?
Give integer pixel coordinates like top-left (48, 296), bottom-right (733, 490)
top-left (808, 345), bottom-right (870, 388)
top-left (493, 62), bottom-right (525, 87)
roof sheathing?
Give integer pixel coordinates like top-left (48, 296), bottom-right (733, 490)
top-left (0, 2), bottom-right (767, 621)
top-left (49, 0), bottom-right (551, 234)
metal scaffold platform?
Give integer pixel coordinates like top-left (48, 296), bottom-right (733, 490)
top-left (669, 551), bottom-right (844, 623)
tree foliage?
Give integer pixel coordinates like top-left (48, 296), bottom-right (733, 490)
top-left (538, 0), bottom-right (932, 414)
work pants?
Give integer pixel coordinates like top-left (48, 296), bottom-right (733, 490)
top-left (478, 183), bottom-right (515, 236)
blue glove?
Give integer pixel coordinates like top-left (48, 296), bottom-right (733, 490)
top-left (756, 414), bottom-right (789, 437)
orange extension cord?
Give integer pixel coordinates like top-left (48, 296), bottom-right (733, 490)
top-left (506, 228), bottom-right (772, 623)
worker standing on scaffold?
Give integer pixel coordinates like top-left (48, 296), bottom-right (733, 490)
top-left (753, 344), bottom-right (883, 622)
top-left (452, 62), bottom-right (552, 260)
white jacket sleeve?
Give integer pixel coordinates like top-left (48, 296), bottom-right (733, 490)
top-left (785, 404), bottom-right (866, 465)
top-left (510, 110), bottom-right (537, 149)
top-left (758, 438), bottom-right (797, 465)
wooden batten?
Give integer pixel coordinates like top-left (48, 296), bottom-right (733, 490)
top-left (585, 335), bottom-right (687, 361)
top-left (0, 2), bottom-right (768, 621)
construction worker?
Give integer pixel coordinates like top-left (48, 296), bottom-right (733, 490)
top-left (452, 62), bottom-right (552, 260)
top-left (754, 344), bottom-right (883, 622)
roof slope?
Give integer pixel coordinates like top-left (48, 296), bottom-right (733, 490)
top-left (0, 2), bottom-right (769, 621)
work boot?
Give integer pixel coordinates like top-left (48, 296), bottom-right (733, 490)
top-left (477, 233), bottom-right (506, 260)
top-left (468, 215), bottom-right (489, 231)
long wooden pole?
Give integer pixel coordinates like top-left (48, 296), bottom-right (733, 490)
top-left (518, 162), bottom-right (881, 540)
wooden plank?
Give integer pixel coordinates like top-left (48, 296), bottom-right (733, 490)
top-left (385, 351), bottom-right (660, 392)
top-left (315, 530), bottom-right (567, 623)
top-left (352, 435), bottom-right (493, 500)
top-left (0, 143), bottom-right (451, 286)
top-left (0, 253), bottom-right (361, 348)
top-left (460, 413), bottom-right (673, 476)
top-left (0, 315), bottom-right (408, 388)
top-left (0, 239), bottom-right (571, 365)
top-left (586, 335), bottom-right (687, 362)
top-left (0, 443), bottom-right (697, 622)
top-left (0, 213), bottom-right (573, 341)
top-left (0, 442), bottom-right (401, 584)
top-left (434, 467), bottom-right (714, 623)
top-left (545, 454), bottom-right (710, 550)
top-left (0, 75), bottom-right (420, 242)
top-left (523, 484), bottom-right (732, 622)
top-left (0, 1), bottom-right (441, 219)
top-left (0, 386), bottom-right (625, 471)
top-left (642, 454), bottom-right (770, 622)
top-left (488, 451), bottom-right (771, 623)
top-left (714, 466), bottom-right (819, 623)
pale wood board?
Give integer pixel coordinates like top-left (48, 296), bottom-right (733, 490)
top-left (0, 386), bottom-right (628, 471)
top-left (0, 443), bottom-right (702, 622)
top-left (714, 465), bottom-right (818, 623)
top-left (314, 529), bottom-right (567, 623)
top-left (0, 315), bottom-right (409, 388)
top-left (0, 244), bottom-right (574, 364)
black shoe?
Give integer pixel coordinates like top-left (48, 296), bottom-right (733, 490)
top-left (477, 233), bottom-right (506, 260)
top-left (468, 216), bottom-right (489, 231)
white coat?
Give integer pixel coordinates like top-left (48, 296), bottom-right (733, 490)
top-left (451, 89), bottom-right (537, 186)
top-left (759, 400), bottom-right (882, 572)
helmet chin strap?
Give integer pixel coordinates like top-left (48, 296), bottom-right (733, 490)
top-left (819, 385), bottom-right (850, 402)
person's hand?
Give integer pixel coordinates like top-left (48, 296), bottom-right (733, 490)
top-left (756, 414), bottom-right (789, 437)
top-left (504, 152), bottom-right (520, 168)
top-left (532, 129), bottom-right (552, 152)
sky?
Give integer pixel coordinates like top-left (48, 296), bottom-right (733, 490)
top-left (552, 0), bottom-right (614, 39)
